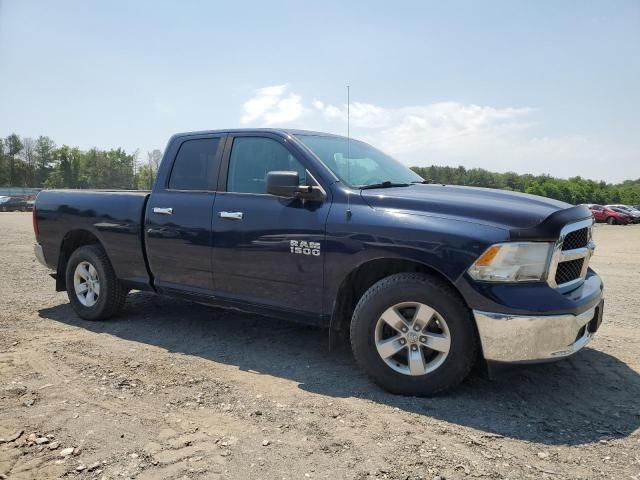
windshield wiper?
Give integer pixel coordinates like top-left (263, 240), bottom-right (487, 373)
top-left (411, 179), bottom-right (431, 184)
top-left (360, 181), bottom-right (411, 190)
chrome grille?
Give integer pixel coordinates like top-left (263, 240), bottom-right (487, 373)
top-left (547, 219), bottom-right (595, 290)
top-left (562, 227), bottom-right (589, 251)
top-left (555, 258), bottom-right (584, 285)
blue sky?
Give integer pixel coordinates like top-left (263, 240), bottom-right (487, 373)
top-left (1, 0), bottom-right (638, 182)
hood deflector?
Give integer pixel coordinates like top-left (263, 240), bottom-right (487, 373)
top-left (509, 205), bottom-right (593, 242)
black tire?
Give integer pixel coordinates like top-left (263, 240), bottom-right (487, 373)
top-left (65, 245), bottom-right (127, 321)
top-left (350, 273), bottom-right (478, 396)
top-left (606, 216), bottom-right (615, 225)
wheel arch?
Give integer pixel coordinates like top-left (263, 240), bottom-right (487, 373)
top-left (329, 257), bottom-right (470, 339)
top-left (55, 229), bottom-right (104, 291)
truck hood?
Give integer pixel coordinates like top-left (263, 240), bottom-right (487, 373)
top-left (360, 184), bottom-right (585, 233)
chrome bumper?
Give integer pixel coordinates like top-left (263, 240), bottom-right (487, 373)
top-left (473, 301), bottom-right (604, 363)
top-left (34, 243), bottom-right (50, 269)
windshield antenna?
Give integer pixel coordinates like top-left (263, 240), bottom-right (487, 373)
top-left (346, 85), bottom-right (352, 221)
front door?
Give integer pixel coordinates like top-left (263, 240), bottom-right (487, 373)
top-left (211, 134), bottom-right (330, 315)
top-left (145, 135), bottom-right (224, 294)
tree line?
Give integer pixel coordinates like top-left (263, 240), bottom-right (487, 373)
top-left (0, 133), bottom-right (162, 191)
top-left (1, 132), bottom-right (638, 205)
top-left (411, 166), bottom-right (640, 205)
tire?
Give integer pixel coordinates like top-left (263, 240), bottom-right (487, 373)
top-left (350, 273), bottom-right (478, 396)
top-left (65, 245), bottom-right (127, 321)
top-left (606, 217), bottom-right (616, 225)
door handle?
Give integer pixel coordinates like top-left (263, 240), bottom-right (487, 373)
top-left (219, 211), bottom-right (244, 220)
top-left (153, 207), bottom-right (173, 215)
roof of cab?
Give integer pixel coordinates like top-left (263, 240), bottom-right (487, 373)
top-left (170, 128), bottom-right (346, 140)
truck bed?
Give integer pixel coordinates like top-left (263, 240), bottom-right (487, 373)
top-left (35, 189), bottom-right (152, 289)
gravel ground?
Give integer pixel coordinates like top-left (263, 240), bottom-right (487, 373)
top-left (1, 212), bottom-right (639, 480)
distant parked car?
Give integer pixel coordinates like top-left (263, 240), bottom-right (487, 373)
top-left (26, 199), bottom-right (35, 211)
top-left (606, 205), bottom-right (640, 224)
top-left (588, 204), bottom-right (631, 225)
top-left (606, 204), bottom-right (639, 212)
top-left (0, 196), bottom-right (28, 212)
top-left (609, 204), bottom-right (640, 216)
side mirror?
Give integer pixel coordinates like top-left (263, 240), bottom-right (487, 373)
top-left (266, 171), bottom-right (324, 201)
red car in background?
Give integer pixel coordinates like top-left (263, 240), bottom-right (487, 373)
top-left (587, 204), bottom-right (631, 225)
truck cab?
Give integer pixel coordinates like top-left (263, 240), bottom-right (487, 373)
top-left (145, 131), bottom-right (331, 319)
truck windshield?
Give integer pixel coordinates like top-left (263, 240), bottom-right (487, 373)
top-left (295, 135), bottom-right (423, 189)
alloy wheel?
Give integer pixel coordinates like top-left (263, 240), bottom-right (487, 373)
top-left (374, 301), bottom-right (451, 376)
top-left (73, 261), bottom-right (100, 307)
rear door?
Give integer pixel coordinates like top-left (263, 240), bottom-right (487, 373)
top-left (145, 134), bottom-right (225, 294)
top-left (210, 133), bottom-right (330, 316)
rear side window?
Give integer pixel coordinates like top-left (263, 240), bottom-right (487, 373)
top-left (227, 137), bottom-right (306, 194)
top-left (169, 138), bottom-right (220, 190)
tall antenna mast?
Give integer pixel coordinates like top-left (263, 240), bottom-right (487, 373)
top-left (346, 85), bottom-right (352, 220)
top-left (347, 85), bottom-right (350, 161)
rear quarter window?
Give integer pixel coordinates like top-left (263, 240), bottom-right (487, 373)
top-left (169, 138), bottom-right (220, 190)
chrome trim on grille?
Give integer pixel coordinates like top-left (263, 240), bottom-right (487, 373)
top-left (547, 219), bottom-right (595, 290)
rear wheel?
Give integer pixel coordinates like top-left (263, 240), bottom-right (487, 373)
top-left (606, 216), bottom-right (616, 225)
top-left (350, 273), bottom-right (478, 396)
top-left (65, 245), bottom-right (127, 321)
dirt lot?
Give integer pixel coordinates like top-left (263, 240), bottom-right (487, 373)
top-left (1, 212), bottom-right (639, 480)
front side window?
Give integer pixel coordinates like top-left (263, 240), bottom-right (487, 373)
top-left (227, 137), bottom-right (306, 194)
top-left (169, 138), bottom-right (220, 190)
top-left (295, 135), bottom-right (422, 188)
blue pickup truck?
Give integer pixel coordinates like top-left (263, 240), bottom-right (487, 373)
top-left (33, 129), bottom-right (604, 395)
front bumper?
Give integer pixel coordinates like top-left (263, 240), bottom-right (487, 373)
top-left (474, 299), bottom-right (604, 363)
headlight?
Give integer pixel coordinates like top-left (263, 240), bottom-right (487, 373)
top-left (468, 242), bottom-right (553, 282)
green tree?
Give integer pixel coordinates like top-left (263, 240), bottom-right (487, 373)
top-left (21, 137), bottom-right (37, 187)
top-left (5, 133), bottom-right (23, 186)
top-left (136, 164), bottom-right (154, 190)
top-left (45, 146), bottom-right (85, 188)
top-left (34, 136), bottom-right (56, 186)
top-left (0, 139), bottom-right (7, 186)
top-left (411, 165), bottom-right (640, 206)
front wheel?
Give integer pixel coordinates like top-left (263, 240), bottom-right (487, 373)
top-left (606, 216), bottom-right (616, 225)
top-left (350, 273), bottom-right (478, 396)
top-left (65, 245), bottom-right (127, 321)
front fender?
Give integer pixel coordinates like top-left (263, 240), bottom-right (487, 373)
top-left (322, 201), bottom-right (510, 317)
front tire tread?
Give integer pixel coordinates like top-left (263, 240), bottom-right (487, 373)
top-left (350, 272), bottom-right (478, 396)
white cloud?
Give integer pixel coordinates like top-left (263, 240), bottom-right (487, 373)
top-left (314, 100), bottom-right (390, 128)
top-left (311, 100), bottom-right (533, 153)
top-left (240, 84), bottom-right (305, 125)
top-left (239, 86), bottom-right (639, 182)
